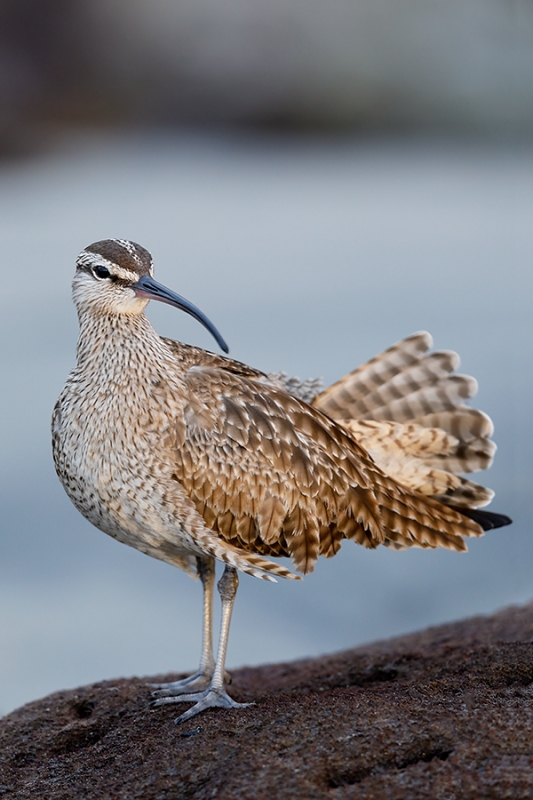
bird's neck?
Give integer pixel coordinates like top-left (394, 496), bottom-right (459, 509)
top-left (75, 310), bottom-right (180, 382)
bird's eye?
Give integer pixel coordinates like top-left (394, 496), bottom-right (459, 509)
top-left (92, 266), bottom-right (111, 280)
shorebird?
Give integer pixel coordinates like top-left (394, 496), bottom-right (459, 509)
top-left (53, 239), bottom-right (511, 723)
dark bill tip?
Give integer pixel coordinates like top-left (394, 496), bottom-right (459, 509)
top-left (132, 275), bottom-right (229, 354)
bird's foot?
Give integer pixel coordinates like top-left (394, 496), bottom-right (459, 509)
top-left (151, 687), bottom-right (254, 724)
top-left (148, 668), bottom-right (232, 698)
top-left (149, 670), bottom-right (212, 697)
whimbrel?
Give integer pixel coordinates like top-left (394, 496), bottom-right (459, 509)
top-left (52, 239), bottom-right (511, 723)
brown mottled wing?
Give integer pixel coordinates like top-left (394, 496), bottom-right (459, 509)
top-left (161, 338), bottom-right (267, 380)
top-left (174, 366), bottom-right (483, 575)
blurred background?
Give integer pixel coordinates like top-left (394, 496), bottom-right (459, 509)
top-left (0, 0), bottom-right (532, 716)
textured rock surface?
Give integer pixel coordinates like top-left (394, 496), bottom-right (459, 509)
top-left (2, 602), bottom-right (533, 799)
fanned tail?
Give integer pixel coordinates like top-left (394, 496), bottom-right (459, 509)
top-left (312, 332), bottom-right (502, 512)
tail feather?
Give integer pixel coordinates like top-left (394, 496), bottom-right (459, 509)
top-left (313, 331), bottom-right (433, 420)
top-left (456, 507), bottom-right (512, 531)
top-left (312, 332), bottom-right (501, 514)
top-left (432, 478), bottom-right (494, 509)
top-left (357, 374), bottom-right (478, 423)
top-left (423, 441), bottom-right (496, 475)
top-left (412, 409), bottom-right (494, 442)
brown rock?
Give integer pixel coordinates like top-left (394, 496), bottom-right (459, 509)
top-left (2, 603), bottom-right (533, 799)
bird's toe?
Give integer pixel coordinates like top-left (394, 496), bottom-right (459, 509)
top-left (148, 671), bottom-right (212, 697)
top-left (173, 688), bottom-right (254, 724)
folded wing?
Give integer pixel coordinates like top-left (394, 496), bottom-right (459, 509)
top-left (174, 365), bottom-right (483, 578)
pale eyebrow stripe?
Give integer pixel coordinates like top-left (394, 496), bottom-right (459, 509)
top-left (76, 252), bottom-right (139, 282)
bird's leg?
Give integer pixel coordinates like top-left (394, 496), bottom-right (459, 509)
top-left (152, 565), bottom-right (253, 723)
top-left (150, 555), bottom-right (218, 696)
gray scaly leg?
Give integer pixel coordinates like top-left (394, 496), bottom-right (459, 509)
top-left (152, 565), bottom-right (253, 723)
top-left (150, 556), bottom-right (218, 696)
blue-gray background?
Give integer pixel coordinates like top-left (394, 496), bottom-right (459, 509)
top-left (0, 131), bottom-right (531, 716)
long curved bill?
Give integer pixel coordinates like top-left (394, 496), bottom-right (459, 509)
top-left (132, 275), bottom-right (229, 354)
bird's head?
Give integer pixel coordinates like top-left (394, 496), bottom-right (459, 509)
top-left (73, 239), bottom-right (228, 352)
